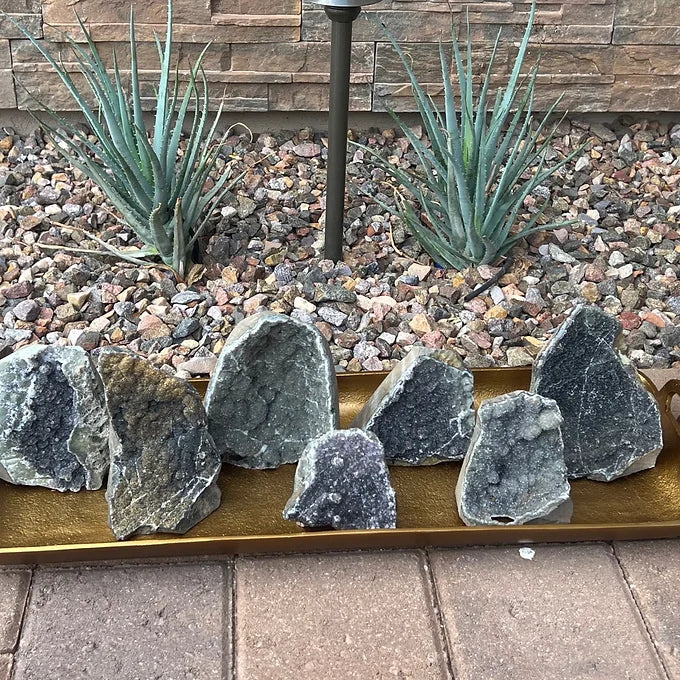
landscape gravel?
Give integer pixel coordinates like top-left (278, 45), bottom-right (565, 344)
top-left (0, 117), bottom-right (678, 376)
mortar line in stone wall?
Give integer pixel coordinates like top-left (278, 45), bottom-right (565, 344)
top-left (611, 542), bottom-right (672, 680)
top-left (8, 566), bottom-right (34, 680)
top-left (422, 549), bottom-right (456, 680)
top-left (371, 39), bottom-right (378, 113)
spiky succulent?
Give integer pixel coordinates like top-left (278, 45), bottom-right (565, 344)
top-left (7, 0), bottom-right (242, 277)
top-left (355, 0), bottom-right (581, 270)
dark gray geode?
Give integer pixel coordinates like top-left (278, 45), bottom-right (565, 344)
top-left (97, 349), bottom-right (221, 540)
top-left (456, 390), bottom-right (571, 526)
top-left (351, 347), bottom-right (474, 465)
top-left (283, 428), bottom-right (397, 530)
top-left (205, 312), bottom-right (339, 469)
top-left (531, 304), bottom-right (663, 481)
top-left (0, 345), bottom-right (109, 491)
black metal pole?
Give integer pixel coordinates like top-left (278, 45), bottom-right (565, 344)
top-left (323, 6), bottom-right (360, 262)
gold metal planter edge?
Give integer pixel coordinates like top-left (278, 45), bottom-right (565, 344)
top-left (0, 367), bottom-right (678, 564)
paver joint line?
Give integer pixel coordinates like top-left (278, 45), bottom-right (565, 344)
top-left (611, 542), bottom-right (672, 680)
top-left (6, 568), bottom-right (33, 680)
top-left (225, 560), bottom-right (235, 680)
top-left (422, 549), bottom-right (456, 680)
top-left (7, 569), bottom-right (32, 656)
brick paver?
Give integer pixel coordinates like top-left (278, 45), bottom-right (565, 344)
top-left (12, 563), bottom-right (229, 680)
top-left (0, 569), bottom-right (30, 654)
top-left (615, 540), bottom-right (680, 678)
top-left (0, 655), bottom-right (11, 680)
top-left (429, 543), bottom-right (666, 680)
top-left (234, 551), bottom-right (450, 680)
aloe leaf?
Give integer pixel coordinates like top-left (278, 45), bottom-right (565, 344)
top-left (172, 198), bottom-right (186, 276)
top-left (187, 167), bottom-right (248, 251)
top-left (153, 0), bottom-right (173, 156)
top-left (149, 203), bottom-right (174, 262)
top-left (171, 69), bottom-right (212, 204)
top-left (166, 44), bottom-right (211, 178)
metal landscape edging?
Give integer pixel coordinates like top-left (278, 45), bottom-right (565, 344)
top-left (0, 368), bottom-right (678, 564)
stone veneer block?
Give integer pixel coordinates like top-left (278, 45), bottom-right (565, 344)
top-left (98, 349), bottom-right (221, 540)
top-left (531, 304), bottom-right (663, 481)
top-left (456, 390), bottom-right (571, 526)
top-left (283, 429), bottom-right (396, 530)
top-left (0, 345), bottom-right (109, 491)
top-left (353, 347), bottom-right (474, 465)
top-left (205, 312), bottom-right (339, 469)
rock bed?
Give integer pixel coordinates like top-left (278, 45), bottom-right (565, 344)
top-left (0, 117), bottom-right (678, 375)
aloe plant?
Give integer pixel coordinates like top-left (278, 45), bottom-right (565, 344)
top-left (356, 0), bottom-right (581, 270)
top-left (7, 0), bottom-right (241, 277)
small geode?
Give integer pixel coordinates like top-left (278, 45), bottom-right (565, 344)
top-left (205, 312), bottom-right (339, 469)
top-left (352, 347), bottom-right (474, 465)
top-left (456, 390), bottom-right (571, 526)
top-left (283, 428), bottom-right (397, 530)
top-left (0, 345), bottom-right (109, 491)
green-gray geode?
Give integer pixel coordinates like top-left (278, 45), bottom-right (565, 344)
top-left (531, 304), bottom-right (663, 481)
top-left (352, 347), bottom-right (474, 465)
top-left (98, 349), bottom-right (221, 540)
top-left (456, 390), bottom-right (571, 526)
top-left (0, 345), bottom-right (109, 491)
top-left (205, 312), bottom-right (339, 469)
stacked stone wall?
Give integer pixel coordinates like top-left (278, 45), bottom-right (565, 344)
top-left (1, 0), bottom-right (678, 114)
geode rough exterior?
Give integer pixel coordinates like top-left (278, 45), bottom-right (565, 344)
top-left (98, 349), bottom-right (221, 540)
top-left (352, 347), bottom-right (474, 465)
top-left (531, 304), bottom-right (663, 481)
top-left (205, 312), bottom-right (339, 469)
top-left (456, 390), bottom-right (571, 526)
top-left (283, 428), bottom-right (397, 530)
top-left (0, 345), bottom-right (109, 491)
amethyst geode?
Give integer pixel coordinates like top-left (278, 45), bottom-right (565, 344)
top-left (98, 349), bottom-right (221, 540)
top-left (205, 312), bottom-right (339, 469)
top-left (352, 347), bottom-right (474, 465)
top-left (283, 428), bottom-right (396, 530)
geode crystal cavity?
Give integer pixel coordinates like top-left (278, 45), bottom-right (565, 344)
top-left (0, 345), bottom-right (109, 491)
top-left (351, 347), bottom-right (474, 465)
top-left (205, 312), bottom-right (339, 469)
top-left (97, 349), bottom-right (221, 540)
top-left (283, 428), bottom-right (397, 530)
top-left (456, 390), bottom-right (571, 526)
top-left (531, 304), bottom-right (663, 481)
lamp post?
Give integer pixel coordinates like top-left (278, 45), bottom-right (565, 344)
top-left (313, 0), bottom-right (381, 262)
